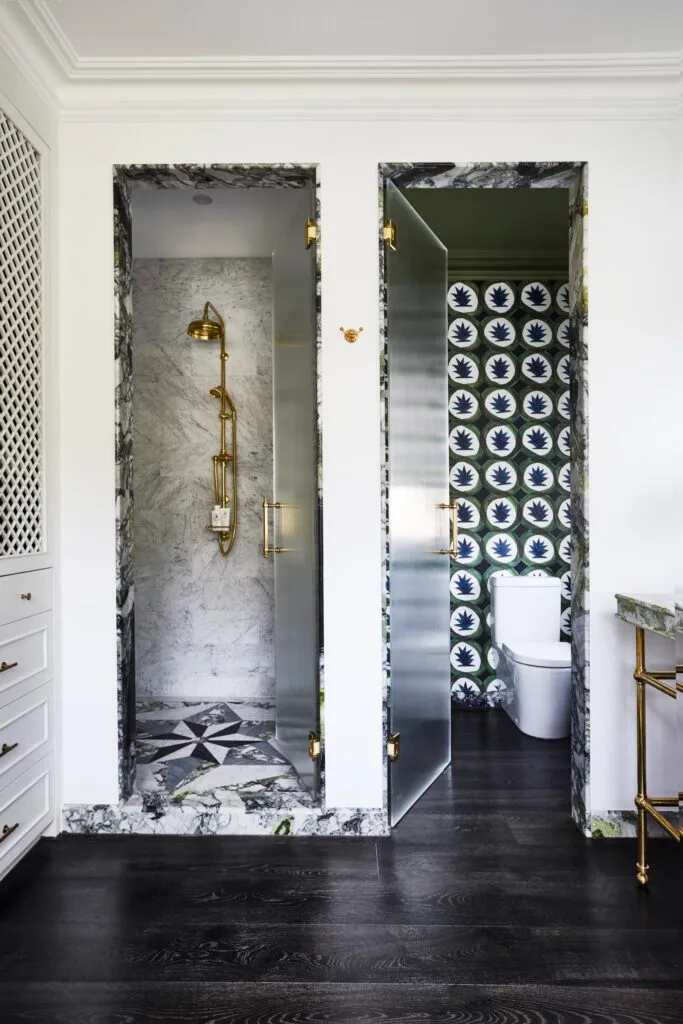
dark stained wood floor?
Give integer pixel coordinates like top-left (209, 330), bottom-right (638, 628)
top-left (1, 709), bottom-right (681, 1022)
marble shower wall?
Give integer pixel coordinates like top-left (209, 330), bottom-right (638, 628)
top-left (114, 172), bottom-right (136, 801)
top-left (132, 257), bottom-right (275, 702)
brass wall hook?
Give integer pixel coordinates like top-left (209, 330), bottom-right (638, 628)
top-left (340, 326), bottom-right (363, 344)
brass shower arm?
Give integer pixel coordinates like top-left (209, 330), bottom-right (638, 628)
top-left (205, 301), bottom-right (225, 336)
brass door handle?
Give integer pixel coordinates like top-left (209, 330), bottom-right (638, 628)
top-left (0, 662), bottom-right (18, 673)
top-left (0, 742), bottom-right (18, 759)
top-left (0, 823), bottom-right (19, 844)
top-left (263, 498), bottom-right (283, 558)
top-left (436, 502), bottom-right (458, 557)
top-left (308, 732), bottom-right (321, 760)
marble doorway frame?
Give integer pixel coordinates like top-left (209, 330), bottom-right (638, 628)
top-left (379, 163), bottom-right (590, 835)
top-left (113, 164), bottom-right (323, 803)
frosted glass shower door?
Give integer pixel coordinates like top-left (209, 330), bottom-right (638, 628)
top-left (385, 180), bottom-right (451, 826)
top-left (271, 189), bottom-right (320, 799)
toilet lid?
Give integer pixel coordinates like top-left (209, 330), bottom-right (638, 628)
top-left (502, 640), bottom-right (570, 669)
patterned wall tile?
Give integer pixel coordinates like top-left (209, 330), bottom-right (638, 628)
top-left (448, 279), bottom-right (570, 708)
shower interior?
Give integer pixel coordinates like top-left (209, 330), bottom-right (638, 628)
top-left (123, 175), bottom-right (321, 823)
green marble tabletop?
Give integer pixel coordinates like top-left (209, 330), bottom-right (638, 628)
top-left (615, 593), bottom-right (676, 640)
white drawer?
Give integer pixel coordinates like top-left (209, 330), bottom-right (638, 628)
top-left (0, 757), bottom-right (52, 881)
top-left (0, 613), bottom-right (52, 709)
top-left (0, 569), bottom-right (53, 626)
top-left (0, 684), bottom-right (52, 789)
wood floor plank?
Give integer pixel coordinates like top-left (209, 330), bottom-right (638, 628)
top-left (0, 923), bottom-right (681, 986)
top-left (0, 982), bottom-right (681, 1024)
top-left (1, 710), bottom-right (680, 1022)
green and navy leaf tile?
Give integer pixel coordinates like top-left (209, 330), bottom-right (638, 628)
top-left (521, 281), bottom-right (552, 313)
top-left (484, 281), bottom-right (516, 314)
top-left (451, 605), bottom-right (483, 638)
top-left (484, 460), bottom-right (517, 492)
top-left (485, 352), bottom-right (517, 384)
top-left (448, 279), bottom-right (571, 707)
top-left (450, 460), bottom-right (481, 493)
top-left (448, 316), bottom-right (479, 348)
top-left (484, 388), bottom-right (516, 419)
top-left (556, 318), bottom-right (572, 348)
top-left (449, 388), bottom-right (480, 421)
top-left (522, 389), bottom-right (553, 421)
top-left (449, 352), bottom-right (480, 385)
top-left (483, 316), bottom-right (516, 347)
top-left (448, 281), bottom-right (480, 315)
top-left (449, 425), bottom-right (481, 457)
top-left (521, 317), bottom-right (552, 349)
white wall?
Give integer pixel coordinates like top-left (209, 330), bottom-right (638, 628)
top-left (56, 110), bottom-right (678, 814)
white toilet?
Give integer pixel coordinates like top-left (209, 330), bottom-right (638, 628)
top-left (490, 576), bottom-right (571, 740)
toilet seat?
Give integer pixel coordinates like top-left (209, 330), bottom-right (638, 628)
top-left (502, 640), bottom-right (570, 669)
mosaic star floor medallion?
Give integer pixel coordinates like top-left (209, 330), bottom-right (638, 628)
top-left (142, 719), bottom-right (276, 765)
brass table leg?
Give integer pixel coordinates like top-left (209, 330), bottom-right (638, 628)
top-left (634, 627), bottom-right (649, 887)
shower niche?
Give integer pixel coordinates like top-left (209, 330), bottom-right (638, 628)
top-left (114, 165), bottom-right (322, 831)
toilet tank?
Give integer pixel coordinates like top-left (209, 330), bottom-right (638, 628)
top-left (490, 576), bottom-right (561, 646)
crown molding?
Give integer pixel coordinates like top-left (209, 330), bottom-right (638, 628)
top-left (19, 0), bottom-right (78, 78)
top-left (55, 89), bottom-right (680, 123)
top-left (40, 52), bottom-right (683, 83)
top-left (14, 1), bottom-right (683, 83)
top-left (1, 1), bottom-right (680, 121)
top-left (0, 2), bottom-right (61, 113)
top-left (448, 250), bottom-right (568, 278)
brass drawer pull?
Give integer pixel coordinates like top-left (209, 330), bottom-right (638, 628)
top-left (0, 742), bottom-right (18, 759)
top-left (0, 662), bottom-right (18, 673)
top-left (0, 823), bottom-right (19, 844)
top-left (20, 592), bottom-right (32, 600)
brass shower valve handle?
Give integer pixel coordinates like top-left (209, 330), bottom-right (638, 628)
top-left (340, 326), bottom-right (363, 343)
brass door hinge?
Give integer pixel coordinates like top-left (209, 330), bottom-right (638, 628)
top-left (382, 219), bottom-right (396, 250)
top-left (305, 217), bottom-right (318, 248)
top-left (387, 732), bottom-right (400, 761)
top-left (308, 731), bottom-right (321, 760)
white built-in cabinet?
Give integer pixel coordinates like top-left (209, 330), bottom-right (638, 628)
top-left (0, 106), bottom-right (55, 881)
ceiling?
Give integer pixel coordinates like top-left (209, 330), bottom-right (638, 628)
top-left (130, 187), bottom-right (310, 259)
top-left (22, 0), bottom-right (683, 60)
top-left (406, 188), bottom-right (567, 251)
top-left (405, 189), bottom-right (568, 275)
top-left (131, 186), bottom-right (567, 274)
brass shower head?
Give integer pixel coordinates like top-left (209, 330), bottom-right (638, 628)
top-left (187, 301), bottom-right (224, 342)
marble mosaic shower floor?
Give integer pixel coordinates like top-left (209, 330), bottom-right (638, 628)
top-left (135, 700), bottom-right (314, 814)
top-left (62, 701), bottom-right (388, 837)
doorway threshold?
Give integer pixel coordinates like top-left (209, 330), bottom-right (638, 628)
top-left (61, 700), bottom-right (388, 837)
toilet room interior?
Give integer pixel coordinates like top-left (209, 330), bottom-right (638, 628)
top-left (406, 186), bottom-right (573, 724)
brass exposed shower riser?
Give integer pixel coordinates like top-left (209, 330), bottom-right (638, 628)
top-left (186, 301), bottom-right (237, 556)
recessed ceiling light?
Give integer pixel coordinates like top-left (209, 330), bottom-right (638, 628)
top-left (192, 194), bottom-right (213, 205)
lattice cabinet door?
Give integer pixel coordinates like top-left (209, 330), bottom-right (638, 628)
top-left (0, 109), bottom-right (46, 573)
